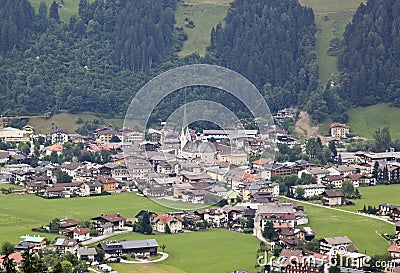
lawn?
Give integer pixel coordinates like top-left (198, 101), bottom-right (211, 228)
top-left (108, 229), bottom-right (260, 273)
top-left (0, 183), bottom-right (24, 190)
top-left (0, 193), bottom-right (203, 244)
top-left (301, 203), bottom-right (393, 256)
top-left (298, 0), bottom-right (364, 85)
top-left (28, 112), bottom-right (123, 135)
top-left (175, 0), bottom-right (229, 57)
top-left (340, 184), bottom-right (400, 213)
top-left (29, 0), bottom-right (80, 22)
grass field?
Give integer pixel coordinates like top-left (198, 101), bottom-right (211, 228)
top-left (175, 0), bottom-right (229, 57)
top-left (347, 103), bottom-right (400, 140)
top-left (301, 203), bottom-right (393, 255)
top-left (298, 0), bottom-right (364, 85)
top-left (29, 0), bottom-right (80, 22)
top-left (107, 229), bottom-right (260, 273)
top-left (28, 112), bottom-right (123, 135)
top-left (0, 183), bottom-right (24, 190)
top-left (0, 193), bottom-right (205, 244)
top-left (340, 184), bottom-right (400, 213)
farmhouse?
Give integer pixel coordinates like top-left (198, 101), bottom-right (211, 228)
top-left (100, 239), bottom-right (158, 256)
top-left (152, 214), bottom-right (183, 233)
top-left (322, 190), bottom-right (344, 206)
top-left (54, 237), bottom-right (78, 253)
top-left (77, 247), bottom-right (97, 261)
top-left (319, 236), bottom-right (352, 254)
top-left (92, 213), bottom-right (126, 232)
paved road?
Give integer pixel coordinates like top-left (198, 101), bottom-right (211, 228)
top-left (119, 252), bottom-right (169, 264)
top-left (283, 196), bottom-right (394, 225)
top-left (82, 227), bottom-right (133, 246)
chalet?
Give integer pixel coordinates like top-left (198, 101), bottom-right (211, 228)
top-left (77, 247), bottom-right (97, 261)
top-left (97, 175), bottom-right (117, 192)
top-left (56, 219), bottom-right (80, 233)
top-left (294, 227), bottom-right (315, 241)
top-left (92, 213), bottom-right (126, 232)
top-left (15, 235), bottom-right (46, 252)
top-left (379, 204), bottom-right (400, 215)
top-left (328, 165), bottom-right (358, 176)
top-left (68, 227), bottom-right (91, 242)
top-left (50, 129), bottom-right (69, 144)
top-left (321, 175), bottom-right (345, 188)
top-left (258, 202), bottom-right (296, 229)
top-left (181, 189), bottom-right (207, 204)
top-left (345, 173), bottom-right (375, 186)
top-left (54, 237), bottom-right (78, 253)
top-left (100, 239), bottom-right (158, 256)
top-left (298, 167), bottom-right (330, 183)
top-left (319, 236), bottom-right (352, 254)
top-left (322, 190), bottom-right (344, 206)
top-left (152, 214), bottom-right (183, 233)
top-left (203, 208), bottom-right (228, 227)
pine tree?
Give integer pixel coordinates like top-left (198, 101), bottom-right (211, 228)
top-left (49, 1), bottom-right (60, 22)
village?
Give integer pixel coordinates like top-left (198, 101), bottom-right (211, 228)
top-left (1, 112), bottom-right (400, 273)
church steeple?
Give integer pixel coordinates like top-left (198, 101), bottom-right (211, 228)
top-left (180, 88), bottom-right (189, 152)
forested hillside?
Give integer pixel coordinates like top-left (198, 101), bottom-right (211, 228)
top-left (207, 0), bottom-right (318, 112)
top-left (0, 0), bottom-right (181, 116)
top-left (338, 0), bottom-right (400, 107)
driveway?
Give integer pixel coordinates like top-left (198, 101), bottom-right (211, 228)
top-left (119, 252), bottom-right (169, 264)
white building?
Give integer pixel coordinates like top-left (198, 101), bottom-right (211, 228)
top-left (0, 127), bottom-right (30, 142)
top-left (291, 184), bottom-right (326, 198)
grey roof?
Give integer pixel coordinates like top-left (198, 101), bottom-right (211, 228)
top-left (77, 247), bottom-right (97, 256)
top-left (258, 202), bottom-right (294, 214)
top-left (306, 167), bottom-right (330, 175)
top-left (101, 239), bottom-right (158, 250)
top-left (322, 236), bottom-right (352, 245)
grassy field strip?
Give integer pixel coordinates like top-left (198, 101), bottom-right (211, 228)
top-left (175, 0), bottom-right (229, 57)
top-left (298, 0), bottom-right (364, 85)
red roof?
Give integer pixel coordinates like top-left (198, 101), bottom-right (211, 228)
top-left (0, 252), bottom-right (23, 264)
top-left (93, 213), bottom-right (126, 223)
top-left (46, 143), bottom-right (63, 152)
top-left (72, 227), bottom-right (91, 235)
top-left (97, 175), bottom-right (117, 185)
top-left (152, 214), bottom-right (183, 224)
top-left (253, 158), bottom-right (272, 165)
top-left (57, 219), bottom-right (80, 228)
top-left (388, 245), bottom-right (400, 253)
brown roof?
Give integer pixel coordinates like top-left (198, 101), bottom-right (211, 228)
top-left (152, 214), bottom-right (183, 224)
top-left (323, 190), bottom-right (344, 198)
top-left (93, 213), bottom-right (126, 223)
top-left (57, 219), bottom-right (80, 228)
top-left (72, 227), bottom-right (91, 235)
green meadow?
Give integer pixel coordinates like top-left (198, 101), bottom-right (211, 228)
top-left (0, 193), bottom-right (204, 244)
top-left (340, 184), bottom-right (400, 212)
top-left (108, 229), bottom-right (260, 273)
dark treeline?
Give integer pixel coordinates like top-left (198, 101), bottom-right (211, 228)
top-left (207, 0), bottom-right (319, 113)
top-left (0, 0), bottom-right (181, 117)
top-left (338, 0), bottom-right (400, 107)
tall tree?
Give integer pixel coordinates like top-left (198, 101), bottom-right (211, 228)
top-left (49, 1), bottom-right (60, 22)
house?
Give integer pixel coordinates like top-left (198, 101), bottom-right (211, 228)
top-left (0, 151), bottom-right (9, 164)
top-left (92, 213), bottom-right (126, 233)
top-left (330, 123), bottom-right (349, 138)
top-left (77, 247), bottom-right (97, 261)
top-left (68, 227), bottom-right (91, 242)
top-left (379, 204), bottom-right (400, 215)
top-left (54, 237), bottom-right (78, 253)
top-left (15, 235), bottom-right (47, 252)
top-left (388, 244), bottom-right (400, 258)
top-left (290, 184), bottom-right (326, 198)
top-left (50, 129), bottom-right (69, 144)
top-left (56, 219), bottom-right (80, 233)
top-left (319, 236), bottom-right (352, 254)
top-left (44, 143), bottom-right (64, 156)
top-left (257, 202), bottom-right (296, 229)
top-left (181, 189), bottom-right (208, 204)
top-left (152, 214), bottom-right (183, 233)
top-left (395, 221), bottom-right (400, 240)
top-left (328, 165), bottom-right (358, 176)
top-left (322, 190), bottom-right (344, 206)
top-left (97, 175), bottom-right (117, 192)
top-left (321, 175), bottom-right (345, 188)
top-left (0, 252), bottom-right (23, 269)
top-left (203, 208), bottom-right (228, 227)
top-left (298, 167), bottom-right (330, 184)
top-left (100, 239), bottom-right (158, 256)
top-left (294, 227), bottom-right (315, 241)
